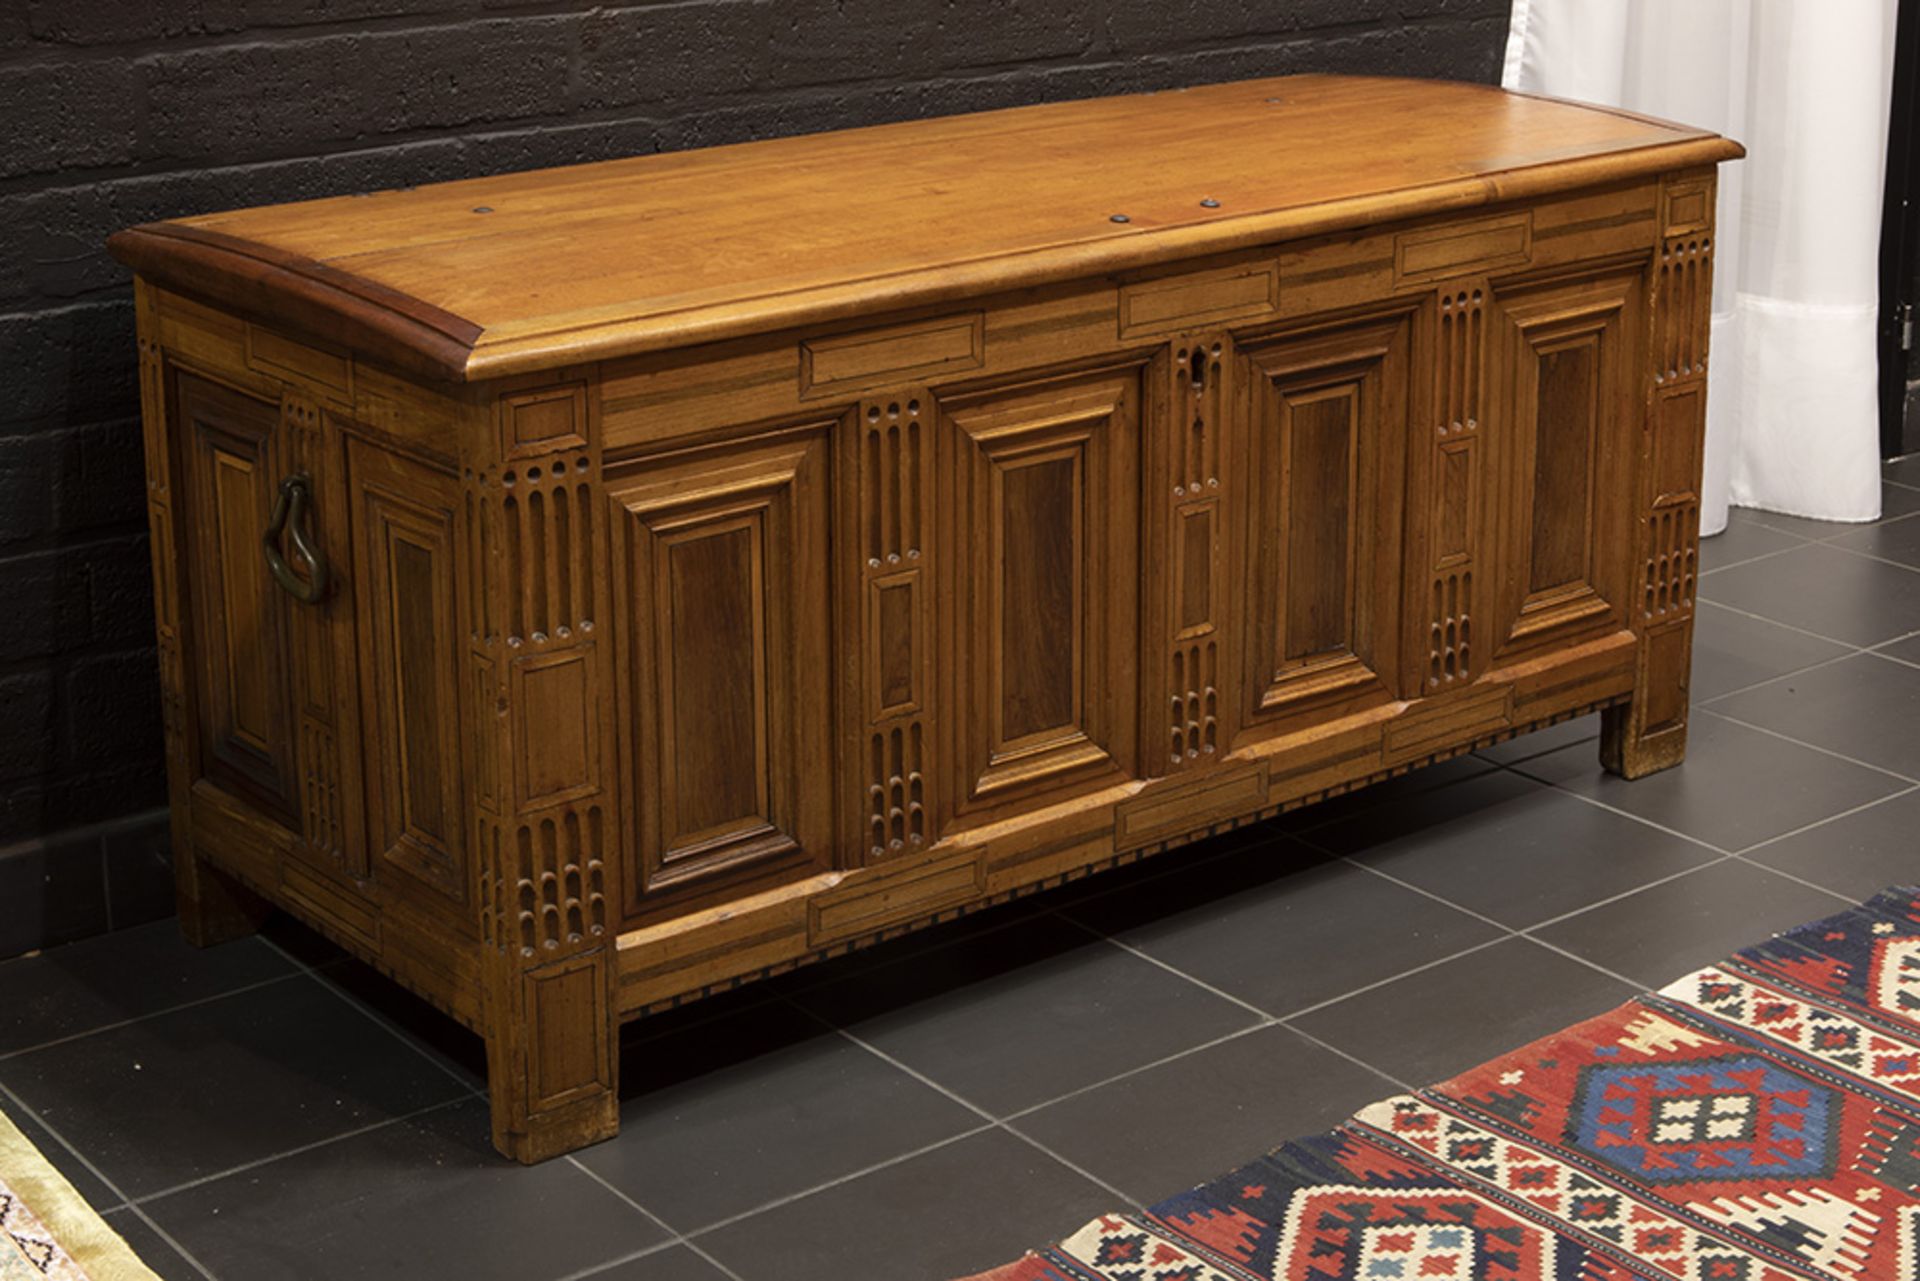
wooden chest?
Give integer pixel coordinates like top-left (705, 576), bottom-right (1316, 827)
top-left (108, 74), bottom-right (1742, 1163)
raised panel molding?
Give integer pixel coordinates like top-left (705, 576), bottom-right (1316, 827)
top-left (1234, 310), bottom-right (1411, 731)
top-left (352, 439), bottom-right (467, 903)
top-left (610, 423), bottom-right (838, 906)
top-left (939, 364), bottom-right (1145, 811)
top-left (1488, 267), bottom-right (1642, 657)
top-left (176, 373), bottom-right (300, 822)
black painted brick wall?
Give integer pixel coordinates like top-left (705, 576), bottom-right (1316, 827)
top-left (0, 0), bottom-right (1507, 952)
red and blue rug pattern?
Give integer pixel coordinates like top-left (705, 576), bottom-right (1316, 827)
top-left (965, 885), bottom-right (1920, 1281)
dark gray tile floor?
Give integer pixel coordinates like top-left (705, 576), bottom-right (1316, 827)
top-left (2, 475), bottom-right (1916, 1281)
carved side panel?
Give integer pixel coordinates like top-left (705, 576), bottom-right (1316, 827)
top-left (1487, 266), bottom-right (1643, 657)
top-left (940, 364), bottom-right (1145, 811)
top-left (1627, 177), bottom-right (1717, 747)
top-left (1235, 311), bottom-right (1411, 730)
top-left (858, 394), bottom-right (934, 860)
top-left (1167, 339), bottom-right (1225, 770)
top-left (175, 373), bottom-right (300, 822)
top-left (470, 377), bottom-right (618, 954)
top-left (610, 423), bottom-right (838, 907)
top-left (351, 438), bottom-right (467, 903)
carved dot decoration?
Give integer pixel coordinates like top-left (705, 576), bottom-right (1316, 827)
top-left (867, 406), bottom-right (880, 422)
top-left (502, 470), bottom-right (517, 488)
top-left (527, 466), bottom-right (542, 482)
top-left (907, 399), bottom-right (920, 416)
top-left (887, 402), bottom-right (900, 419)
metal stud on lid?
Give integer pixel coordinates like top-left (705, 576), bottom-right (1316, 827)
top-left (1200, 198), bottom-right (1221, 208)
top-left (1110, 213), bottom-right (1131, 223)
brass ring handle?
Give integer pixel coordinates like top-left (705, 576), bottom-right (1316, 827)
top-left (262, 475), bottom-right (329, 604)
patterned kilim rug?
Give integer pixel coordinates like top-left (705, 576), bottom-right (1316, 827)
top-left (0, 1106), bottom-right (157, 1280)
top-left (964, 885), bottom-right (1920, 1281)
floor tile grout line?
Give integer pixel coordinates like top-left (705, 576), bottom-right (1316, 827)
top-left (1273, 1020), bottom-right (1418, 1095)
top-left (993, 1019), bottom-right (1285, 1127)
top-left (1721, 851), bottom-right (1879, 909)
top-left (1055, 912), bottom-right (1275, 1023)
top-left (1693, 648), bottom-right (1872, 711)
top-left (0, 1079), bottom-right (220, 1281)
top-left (1489, 755), bottom-right (1748, 855)
top-left (1820, 533), bottom-right (1920, 575)
top-left (995, 1119), bottom-right (1141, 1209)
top-left (553, 1240), bottom-right (692, 1281)
top-left (1352, 841), bottom-right (1730, 940)
top-left (1733, 783), bottom-right (1920, 860)
top-left (1687, 594), bottom-right (1874, 652)
top-left (250, 932), bottom-right (488, 1099)
top-left (680, 1120), bottom-right (1001, 1243)
top-left (1262, 932), bottom-right (1514, 1024)
top-left (125, 1096), bottom-right (470, 1209)
top-left (561, 1157), bottom-right (752, 1281)
top-left (1693, 705), bottom-right (1920, 786)
top-left (0, 1083), bottom-right (127, 1220)
top-left (1512, 929), bottom-right (1661, 993)
top-left (1698, 539), bottom-right (1813, 579)
top-left (0, 969), bottom-right (312, 1064)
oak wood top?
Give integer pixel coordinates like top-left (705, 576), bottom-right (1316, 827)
top-left (109, 74), bottom-right (1742, 382)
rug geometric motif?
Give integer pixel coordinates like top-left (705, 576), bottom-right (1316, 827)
top-left (1357, 1096), bottom-right (1766, 1281)
top-left (1869, 937), bottom-right (1920, 1026)
top-left (1057, 1215), bottom-right (1240, 1281)
top-left (1566, 1054), bottom-right (1840, 1183)
top-left (1662, 968), bottom-right (1920, 1105)
top-left (1268, 1183), bottom-right (1549, 1281)
top-left (0, 1183), bottom-right (89, 1281)
top-left (959, 887), bottom-right (1920, 1281)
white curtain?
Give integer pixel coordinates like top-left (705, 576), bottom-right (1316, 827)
top-left (1503, 0), bottom-right (1898, 532)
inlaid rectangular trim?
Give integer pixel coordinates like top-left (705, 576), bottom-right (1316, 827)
top-left (1382, 683), bottom-right (1513, 764)
top-left (1119, 262), bottom-right (1278, 339)
top-left (801, 313), bottom-right (984, 399)
top-left (1394, 212), bottom-right (1532, 287)
top-left (244, 323), bottom-right (353, 399)
top-left (808, 853), bottom-right (985, 947)
top-left (1662, 177), bottom-right (1713, 238)
top-left (501, 382), bottom-right (589, 459)
top-left (1115, 762), bottom-right (1267, 850)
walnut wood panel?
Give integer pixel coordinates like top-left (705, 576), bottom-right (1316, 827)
top-left (350, 437), bottom-right (468, 904)
top-left (939, 364), bottom-right (1145, 815)
top-left (1234, 310), bottom-right (1411, 733)
top-left (609, 425), bottom-right (838, 908)
top-left (116, 78), bottom-right (1739, 1165)
top-left (1487, 265), bottom-right (1643, 659)
top-left (174, 373), bottom-right (301, 824)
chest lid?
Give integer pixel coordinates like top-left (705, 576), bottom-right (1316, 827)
top-left (109, 74), bottom-right (1741, 383)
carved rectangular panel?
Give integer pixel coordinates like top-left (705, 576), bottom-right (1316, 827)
top-left (350, 438), bottom-right (467, 903)
top-left (1419, 286), bottom-right (1486, 692)
top-left (175, 373), bottom-right (299, 822)
top-left (1236, 311), bottom-right (1410, 726)
top-left (1166, 339), bottom-right (1227, 771)
top-left (855, 395), bottom-right (935, 861)
top-left (611, 424), bottom-right (836, 903)
top-left (941, 364), bottom-right (1144, 809)
top-left (1488, 268), bottom-right (1641, 654)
